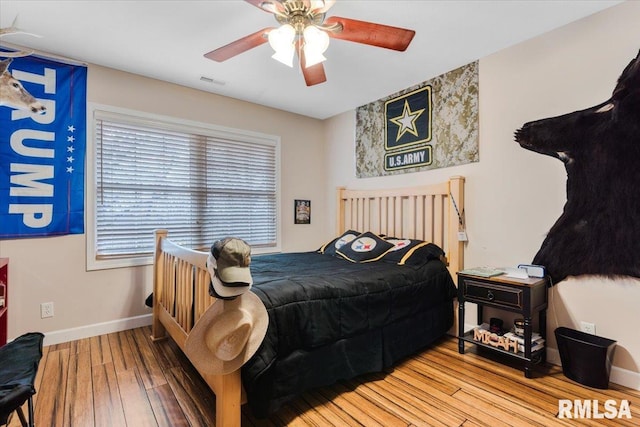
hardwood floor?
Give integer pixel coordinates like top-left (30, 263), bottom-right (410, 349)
top-left (7, 326), bottom-right (639, 426)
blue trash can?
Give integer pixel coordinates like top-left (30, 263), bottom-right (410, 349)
top-left (555, 327), bottom-right (617, 389)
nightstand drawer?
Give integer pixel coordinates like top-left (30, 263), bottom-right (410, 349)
top-left (462, 279), bottom-right (523, 309)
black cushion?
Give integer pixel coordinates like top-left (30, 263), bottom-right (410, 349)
top-left (0, 332), bottom-right (44, 423)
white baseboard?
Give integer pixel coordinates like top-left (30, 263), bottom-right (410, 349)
top-left (546, 346), bottom-right (640, 391)
top-left (610, 365), bottom-right (640, 391)
top-left (42, 314), bottom-right (153, 346)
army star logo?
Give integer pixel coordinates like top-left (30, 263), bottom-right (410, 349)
top-left (389, 100), bottom-right (425, 142)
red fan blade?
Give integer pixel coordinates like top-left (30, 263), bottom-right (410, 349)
top-left (301, 61), bottom-right (327, 86)
top-left (324, 16), bottom-right (415, 51)
top-left (204, 28), bottom-right (273, 62)
top-left (299, 41), bottom-right (327, 86)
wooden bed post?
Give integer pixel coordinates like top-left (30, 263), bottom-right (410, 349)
top-left (336, 186), bottom-right (346, 234)
top-left (447, 176), bottom-right (465, 337)
top-left (447, 176), bottom-right (465, 276)
top-left (151, 229), bottom-right (168, 341)
top-left (206, 371), bottom-right (243, 427)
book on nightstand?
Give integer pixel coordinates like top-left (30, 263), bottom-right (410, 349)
top-left (459, 267), bottom-right (504, 277)
top-left (503, 331), bottom-right (545, 353)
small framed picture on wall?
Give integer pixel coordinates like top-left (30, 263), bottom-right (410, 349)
top-left (294, 200), bottom-right (311, 224)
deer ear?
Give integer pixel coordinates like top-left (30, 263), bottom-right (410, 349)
top-left (0, 58), bottom-right (12, 74)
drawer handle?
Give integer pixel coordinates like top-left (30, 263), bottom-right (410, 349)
top-left (487, 290), bottom-right (495, 301)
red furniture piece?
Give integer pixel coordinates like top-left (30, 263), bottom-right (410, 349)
top-left (0, 258), bottom-right (7, 347)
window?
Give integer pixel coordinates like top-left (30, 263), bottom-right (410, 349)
top-left (86, 105), bottom-right (280, 270)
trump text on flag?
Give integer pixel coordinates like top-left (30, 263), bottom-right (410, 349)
top-left (0, 52), bottom-right (87, 238)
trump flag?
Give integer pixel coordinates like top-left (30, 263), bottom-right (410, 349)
top-left (0, 53), bottom-right (87, 238)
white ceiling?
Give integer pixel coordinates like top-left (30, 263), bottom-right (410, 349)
top-left (0, 0), bottom-right (623, 119)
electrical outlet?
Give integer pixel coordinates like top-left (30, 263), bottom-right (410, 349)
top-left (580, 321), bottom-right (596, 335)
top-left (41, 302), bottom-right (54, 318)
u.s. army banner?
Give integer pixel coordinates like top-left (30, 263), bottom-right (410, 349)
top-left (356, 61), bottom-right (478, 177)
top-left (0, 53), bottom-right (87, 238)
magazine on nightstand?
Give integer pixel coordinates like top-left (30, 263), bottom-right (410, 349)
top-left (459, 267), bottom-right (505, 277)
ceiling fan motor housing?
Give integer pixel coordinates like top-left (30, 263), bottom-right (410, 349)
top-left (274, 0), bottom-right (327, 31)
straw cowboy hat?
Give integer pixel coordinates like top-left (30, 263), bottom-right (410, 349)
top-left (185, 291), bottom-right (268, 375)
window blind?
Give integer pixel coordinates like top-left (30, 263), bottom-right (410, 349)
top-left (94, 117), bottom-right (277, 258)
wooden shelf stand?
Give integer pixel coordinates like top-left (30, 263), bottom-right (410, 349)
top-left (457, 271), bottom-right (548, 378)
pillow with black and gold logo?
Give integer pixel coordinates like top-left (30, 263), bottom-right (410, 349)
top-left (383, 238), bottom-right (445, 266)
top-left (336, 231), bottom-right (394, 263)
top-left (317, 230), bottom-right (360, 256)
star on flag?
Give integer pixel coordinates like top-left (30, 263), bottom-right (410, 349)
top-left (390, 100), bottom-right (425, 142)
top-left (66, 124), bottom-right (76, 174)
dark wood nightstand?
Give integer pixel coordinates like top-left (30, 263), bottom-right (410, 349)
top-left (457, 271), bottom-right (548, 378)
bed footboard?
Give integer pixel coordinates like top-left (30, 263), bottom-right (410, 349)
top-left (151, 229), bottom-right (243, 427)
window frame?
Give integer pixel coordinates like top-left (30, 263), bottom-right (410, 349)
top-left (86, 103), bottom-right (281, 271)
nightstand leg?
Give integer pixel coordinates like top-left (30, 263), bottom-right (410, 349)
top-left (540, 309), bottom-right (547, 364)
top-left (458, 299), bottom-right (465, 354)
top-left (524, 316), bottom-right (532, 378)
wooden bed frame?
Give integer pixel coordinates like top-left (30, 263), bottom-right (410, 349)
top-left (150, 176), bottom-right (465, 427)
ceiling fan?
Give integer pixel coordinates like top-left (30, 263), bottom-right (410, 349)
top-left (204, 0), bottom-right (416, 86)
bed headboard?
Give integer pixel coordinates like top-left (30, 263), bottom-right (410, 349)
top-left (336, 176), bottom-right (465, 276)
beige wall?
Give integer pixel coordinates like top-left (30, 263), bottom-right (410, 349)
top-left (0, 66), bottom-right (329, 340)
top-left (324, 1), bottom-right (640, 386)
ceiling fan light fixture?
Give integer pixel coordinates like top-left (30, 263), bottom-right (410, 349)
top-left (303, 49), bottom-right (326, 68)
top-left (302, 25), bottom-right (329, 67)
top-left (268, 24), bottom-right (296, 67)
top-left (271, 47), bottom-right (295, 67)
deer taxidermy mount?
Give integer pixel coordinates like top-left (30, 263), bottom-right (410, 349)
top-left (0, 16), bottom-right (41, 58)
top-left (0, 17), bottom-right (46, 113)
top-left (204, 0), bottom-right (416, 86)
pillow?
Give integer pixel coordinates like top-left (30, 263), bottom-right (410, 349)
top-left (336, 231), bottom-right (394, 263)
top-left (383, 238), bottom-right (445, 266)
top-left (317, 229), bottom-right (360, 256)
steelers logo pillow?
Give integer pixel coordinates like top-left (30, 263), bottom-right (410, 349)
top-left (317, 229), bottom-right (360, 256)
top-left (336, 231), bottom-right (394, 263)
top-left (383, 238), bottom-right (445, 266)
